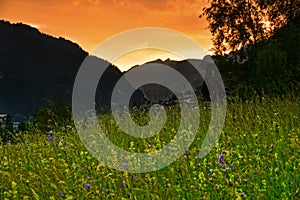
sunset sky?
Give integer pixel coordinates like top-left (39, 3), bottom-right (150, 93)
top-left (0, 0), bottom-right (212, 71)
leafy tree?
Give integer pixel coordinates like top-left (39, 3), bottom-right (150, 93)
top-left (200, 0), bottom-right (300, 55)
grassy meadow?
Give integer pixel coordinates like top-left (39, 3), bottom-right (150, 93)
top-left (0, 95), bottom-right (299, 199)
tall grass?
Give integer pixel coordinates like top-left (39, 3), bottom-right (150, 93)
top-left (0, 95), bottom-right (299, 199)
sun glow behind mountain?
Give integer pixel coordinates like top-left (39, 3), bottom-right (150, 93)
top-left (0, 0), bottom-right (212, 71)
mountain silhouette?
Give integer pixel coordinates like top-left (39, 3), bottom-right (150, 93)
top-left (0, 20), bottom-right (210, 121)
top-left (125, 58), bottom-right (209, 103)
top-left (0, 20), bottom-right (142, 120)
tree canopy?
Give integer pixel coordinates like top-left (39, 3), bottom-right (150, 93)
top-left (200, 0), bottom-right (300, 55)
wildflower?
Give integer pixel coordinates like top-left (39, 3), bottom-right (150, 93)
top-left (11, 181), bottom-right (17, 188)
top-left (218, 163), bottom-right (223, 168)
top-left (73, 166), bottom-right (77, 170)
top-left (127, 194), bottom-right (131, 198)
top-left (146, 179), bottom-right (150, 184)
top-left (47, 134), bottom-right (53, 142)
top-left (60, 193), bottom-right (65, 197)
top-left (47, 133), bottom-right (59, 142)
top-left (218, 155), bottom-right (224, 163)
top-left (230, 164), bottom-right (234, 168)
top-left (53, 136), bottom-right (59, 142)
top-left (121, 182), bottom-right (125, 189)
top-left (123, 163), bottom-right (128, 168)
top-left (209, 177), bottom-right (213, 182)
top-left (290, 181), bottom-right (294, 185)
top-left (81, 167), bottom-right (85, 171)
top-left (209, 169), bottom-right (213, 173)
top-left (84, 183), bottom-right (90, 189)
top-left (147, 143), bottom-right (151, 147)
top-left (223, 168), bottom-right (227, 173)
top-left (241, 192), bottom-right (245, 196)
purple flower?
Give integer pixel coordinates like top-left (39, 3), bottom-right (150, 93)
top-left (73, 166), bottom-right (77, 170)
top-left (47, 134), bottom-right (53, 142)
top-left (60, 193), bottom-right (65, 197)
top-left (147, 143), bottom-right (151, 147)
top-left (229, 150), bottom-right (233, 155)
top-left (123, 163), bottom-right (128, 168)
top-left (218, 163), bottom-right (223, 168)
top-left (146, 179), bottom-right (150, 184)
top-left (121, 182), bottom-right (125, 189)
top-left (84, 183), bottom-right (90, 189)
top-left (81, 167), bottom-right (85, 171)
top-left (230, 164), bottom-right (234, 168)
top-left (218, 155), bottom-right (224, 163)
top-left (223, 168), bottom-right (227, 173)
top-left (47, 133), bottom-right (59, 142)
top-left (127, 194), bottom-right (131, 198)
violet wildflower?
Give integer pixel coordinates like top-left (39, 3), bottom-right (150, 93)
top-left (60, 193), bottom-right (65, 197)
top-left (73, 166), bottom-right (77, 170)
top-left (123, 163), bottom-right (128, 168)
top-left (47, 133), bottom-right (59, 142)
top-left (81, 167), bottom-right (85, 171)
top-left (218, 155), bottom-right (224, 163)
top-left (53, 137), bottom-right (59, 142)
top-left (147, 143), bottom-right (151, 147)
top-left (47, 134), bottom-right (52, 142)
top-left (218, 163), bottom-right (223, 168)
top-left (146, 179), bottom-right (150, 184)
top-left (121, 182), bottom-right (125, 189)
top-left (224, 168), bottom-right (227, 173)
top-left (230, 164), bottom-right (234, 168)
top-left (84, 183), bottom-right (90, 189)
